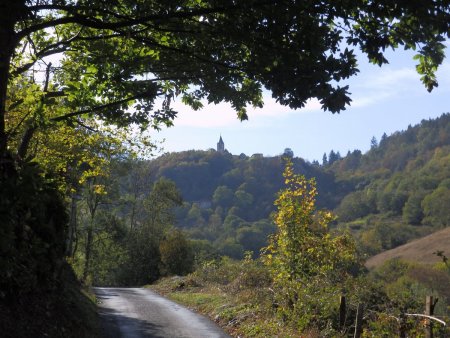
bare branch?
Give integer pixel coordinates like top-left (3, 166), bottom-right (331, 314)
top-left (12, 29), bottom-right (83, 77)
top-left (27, 4), bottom-right (133, 21)
top-left (404, 313), bottom-right (447, 326)
top-left (75, 119), bottom-right (98, 132)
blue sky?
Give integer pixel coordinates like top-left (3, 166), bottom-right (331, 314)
top-left (152, 47), bottom-right (450, 162)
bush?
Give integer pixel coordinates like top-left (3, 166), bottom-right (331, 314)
top-left (193, 256), bottom-right (243, 285)
top-left (160, 229), bottom-right (194, 276)
top-left (365, 259), bottom-right (450, 336)
top-left (226, 253), bottom-right (271, 293)
top-left (262, 161), bottom-right (359, 333)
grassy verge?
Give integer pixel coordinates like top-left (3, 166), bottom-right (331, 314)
top-left (147, 259), bottom-right (302, 338)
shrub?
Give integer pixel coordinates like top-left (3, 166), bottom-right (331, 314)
top-left (262, 161), bottom-right (359, 333)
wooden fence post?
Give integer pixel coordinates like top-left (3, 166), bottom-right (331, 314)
top-left (339, 295), bottom-right (346, 331)
top-left (354, 303), bottom-right (364, 338)
top-left (425, 296), bottom-right (438, 338)
top-left (399, 312), bottom-right (406, 338)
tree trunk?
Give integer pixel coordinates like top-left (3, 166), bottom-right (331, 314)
top-left (82, 220), bottom-right (94, 283)
top-left (83, 180), bottom-right (99, 283)
top-left (66, 195), bottom-right (78, 256)
top-left (425, 296), bottom-right (438, 338)
top-left (0, 1), bottom-right (23, 157)
top-left (354, 303), bottom-right (364, 338)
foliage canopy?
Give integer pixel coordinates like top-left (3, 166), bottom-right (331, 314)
top-left (1, 1), bottom-right (450, 158)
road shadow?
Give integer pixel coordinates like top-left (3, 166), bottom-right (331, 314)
top-left (97, 302), bottom-right (166, 338)
top-left (94, 287), bottom-right (231, 338)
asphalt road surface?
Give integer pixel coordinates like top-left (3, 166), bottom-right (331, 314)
top-left (94, 287), bottom-right (231, 338)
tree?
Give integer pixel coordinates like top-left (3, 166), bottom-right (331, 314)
top-left (234, 189), bottom-right (254, 209)
top-left (120, 160), bottom-right (153, 231)
top-left (143, 178), bottom-right (183, 227)
top-left (371, 136), bottom-right (379, 149)
top-left (80, 175), bottom-right (107, 283)
top-left (338, 149), bottom-right (362, 171)
top-left (159, 229), bottom-right (194, 276)
top-left (218, 238), bottom-right (244, 260)
top-left (422, 184), bottom-right (450, 227)
top-left (68, 137), bottom-right (134, 283)
top-left (207, 208), bottom-right (223, 231)
top-left (88, 213), bottom-right (129, 286)
top-left (336, 191), bottom-right (375, 221)
top-left (1, 3), bottom-right (450, 329)
top-left (283, 148), bottom-right (294, 158)
top-left (322, 153), bottom-right (328, 166)
top-left (236, 226), bottom-right (266, 257)
top-left (121, 177), bottom-right (183, 285)
top-left (2, 1), bottom-right (450, 163)
top-left (5, 76), bottom-right (150, 260)
top-left (402, 191), bottom-right (426, 225)
top-left (380, 132), bottom-right (388, 147)
top-left (212, 185), bottom-right (234, 208)
top-left (328, 149), bottom-right (341, 165)
top-left (186, 203), bottom-right (206, 227)
top-left (262, 161), bottom-right (358, 331)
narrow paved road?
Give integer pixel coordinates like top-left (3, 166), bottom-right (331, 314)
top-left (94, 287), bottom-right (231, 338)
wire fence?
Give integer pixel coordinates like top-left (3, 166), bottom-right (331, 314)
top-left (339, 295), bottom-right (448, 338)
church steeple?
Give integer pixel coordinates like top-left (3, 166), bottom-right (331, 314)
top-left (217, 135), bottom-right (225, 153)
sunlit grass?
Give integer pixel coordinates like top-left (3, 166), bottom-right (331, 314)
top-left (148, 270), bottom-right (302, 337)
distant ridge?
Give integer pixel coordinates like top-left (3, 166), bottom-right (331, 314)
top-left (365, 227), bottom-right (450, 269)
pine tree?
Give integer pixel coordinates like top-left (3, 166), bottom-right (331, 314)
top-left (370, 136), bottom-right (379, 149)
top-left (322, 153), bottom-right (328, 166)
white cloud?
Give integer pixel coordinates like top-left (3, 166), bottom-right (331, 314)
top-left (168, 58), bottom-right (450, 126)
top-left (350, 67), bottom-right (420, 108)
top-left (360, 67), bottom-right (418, 89)
top-left (248, 96), bottom-right (321, 117)
top-left (171, 101), bottom-right (241, 128)
top-left (171, 94), bottom-right (321, 128)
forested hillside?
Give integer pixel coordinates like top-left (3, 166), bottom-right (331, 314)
top-left (331, 113), bottom-right (450, 256)
top-left (139, 149), bottom-right (341, 258)
top-left (136, 113), bottom-right (450, 259)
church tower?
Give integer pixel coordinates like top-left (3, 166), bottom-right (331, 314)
top-left (217, 135), bottom-right (225, 153)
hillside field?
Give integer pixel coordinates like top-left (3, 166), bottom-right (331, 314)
top-left (366, 227), bottom-right (450, 268)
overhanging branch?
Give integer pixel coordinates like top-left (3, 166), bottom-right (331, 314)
top-left (16, 5), bottom-right (242, 40)
top-left (17, 1), bottom-right (277, 41)
top-left (50, 94), bottom-right (147, 122)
